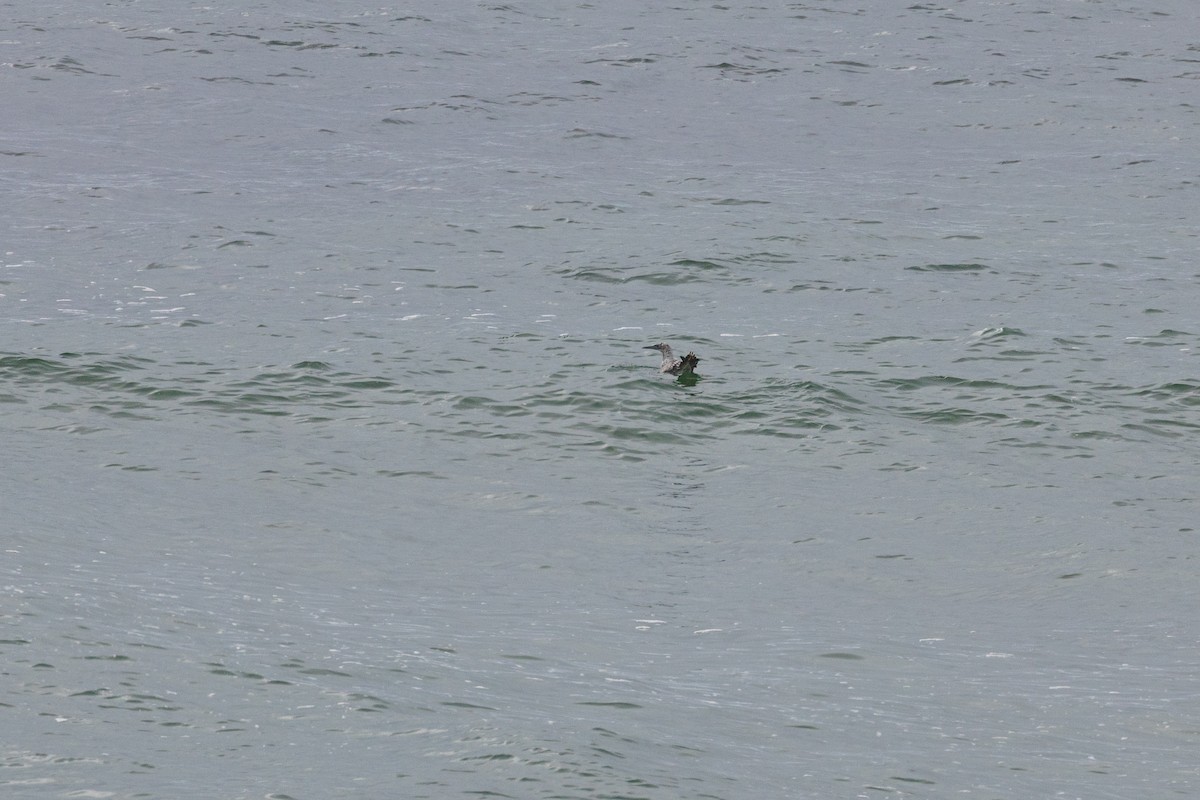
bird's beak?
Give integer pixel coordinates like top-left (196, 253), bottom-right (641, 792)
top-left (643, 345), bottom-right (658, 350)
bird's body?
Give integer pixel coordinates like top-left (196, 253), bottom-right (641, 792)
top-left (644, 343), bottom-right (700, 376)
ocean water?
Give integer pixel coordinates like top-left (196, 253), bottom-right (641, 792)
top-left (3, 2), bottom-right (1198, 798)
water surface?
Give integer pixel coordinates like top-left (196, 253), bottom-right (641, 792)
top-left (3, 2), bottom-right (1198, 798)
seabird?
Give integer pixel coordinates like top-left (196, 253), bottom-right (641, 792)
top-left (644, 342), bottom-right (700, 376)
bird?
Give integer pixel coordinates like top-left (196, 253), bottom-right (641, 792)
top-left (644, 342), bottom-right (700, 376)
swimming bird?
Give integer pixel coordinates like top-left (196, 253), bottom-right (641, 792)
top-left (644, 342), bottom-right (700, 376)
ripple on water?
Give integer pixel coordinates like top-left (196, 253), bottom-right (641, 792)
top-left (3, 336), bottom-right (1196, 474)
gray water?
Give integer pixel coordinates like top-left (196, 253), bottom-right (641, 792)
top-left (4, 2), bottom-right (1198, 798)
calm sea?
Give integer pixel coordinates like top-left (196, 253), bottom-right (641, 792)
top-left (4, 2), bottom-right (1198, 798)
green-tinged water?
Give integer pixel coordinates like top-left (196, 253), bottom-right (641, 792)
top-left (4, 2), bottom-right (1199, 798)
